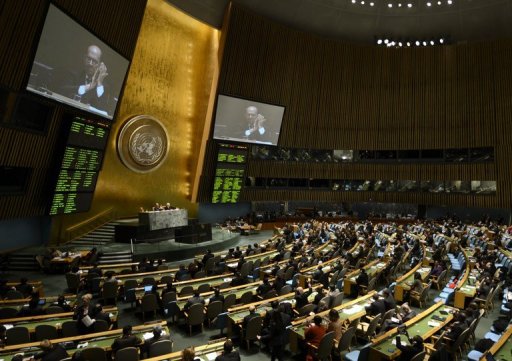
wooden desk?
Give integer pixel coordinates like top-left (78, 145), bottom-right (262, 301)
top-left (0, 295), bottom-right (76, 312)
top-left (5, 281), bottom-right (44, 297)
top-left (370, 302), bottom-right (455, 360)
top-left (0, 321), bottom-right (167, 361)
top-left (343, 259), bottom-right (389, 296)
top-left (145, 340), bottom-right (226, 361)
top-left (289, 291), bottom-right (376, 353)
top-left (51, 251), bottom-right (89, 264)
top-left (0, 307), bottom-right (117, 333)
top-left (453, 248), bottom-right (477, 309)
top-left (483, 325), bottom-right (512, 360)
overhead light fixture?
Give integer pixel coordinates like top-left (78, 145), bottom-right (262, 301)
top-left (430, 40), bottom-right (435, 45)
top-left (427, 2), bottom-right (432, 6)
top-left (398, 3), bottom-right (402, 7)
top-left (406, 42), bottom-right (411, 46)
top-left (351, 0), bottom-right (356, 3)
top-left (361, 0), bottom-right (365, 4)
top-left (439, 38), bottom-right (444, 44)
top-left (407, 3), bottom-right (413, 7)
top-left (398, 42), bottom-right (403, 47)
top-left (384, 39), bottom-right (389, 44)
top-left (370, 2), bottom-right (375, 6)
top-left (388, 3), bottom-right (393, 7)
top-left (423, 41), bottom-right (427, 46)
top-left (437, 1), bottom-right (441, 4)
top-left (447, 0), bottom-right (452, 3)
top-left (377, 39), bottom-right (383, 44)
top-left (415, 40), bottom-right (420, 46)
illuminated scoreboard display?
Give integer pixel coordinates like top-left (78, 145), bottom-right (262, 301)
top-left (212, 143), bottom-right (247, 203)
top-left (49, 116), bottom-right (110, 215)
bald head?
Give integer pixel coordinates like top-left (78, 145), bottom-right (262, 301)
top-left (84, 45), bottom-right (102, 76)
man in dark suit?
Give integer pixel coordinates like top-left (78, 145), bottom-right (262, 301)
top-left (184, 291), bottom-right (205, 311)
top-left (142, 325), bottom-right (172, 358)
top-left (111, 325), bottom-right (142, 353)
top-left (257, 277), bottom-right (272, 297)
top-left (395, 334), bottom-right (424, 361)
top-left (355, 267), bottom-right (369, 295)
top-left (33, 340), bottom-right (69, 361)
top-left (365, 294), bottom-right (386, 317)
top-left (295, 287), bottom-right (313, 309)
top-left (209, 288), bottom-right (225, 304)
top-left (215, 339), bottom-right (241, 361)
top-left (382, 288), bottom-right (396, 310)
top-left (242, 305), bottom-right (260, 329)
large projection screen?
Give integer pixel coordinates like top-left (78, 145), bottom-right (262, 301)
top-left (213, 95), bottom-right (285, 146)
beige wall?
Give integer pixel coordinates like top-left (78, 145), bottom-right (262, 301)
top-left (51, 0), bottom-right (219, 242)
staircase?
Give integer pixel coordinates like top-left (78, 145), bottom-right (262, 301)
top-left (98, 251), bottom-right (133, 265)
top-left (68, 223), bottom-right (116, 247)
top-left (7, 254), bottom-right (39, 271)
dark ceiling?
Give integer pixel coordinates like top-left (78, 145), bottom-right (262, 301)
top-left (166, 0), bottom-right (512, 44)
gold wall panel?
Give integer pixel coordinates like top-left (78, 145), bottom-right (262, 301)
top-left (51, 0), bottom-right (219, 241)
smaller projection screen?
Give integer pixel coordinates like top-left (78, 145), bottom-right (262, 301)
top-left (213, 95), bottom-right (285, 146)
top-left (26, 4), bottom-right (130, 120)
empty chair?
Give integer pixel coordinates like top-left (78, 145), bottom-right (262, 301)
top-left (141, 293), bottom-right (158, 321)
top-left (81, 347), bottom-right (107, 361)
top-left (5, 290), bottom-right (24, 300)
top-left (336, 326), bottom-right (357, 357)
top-left (280, 284), bottom-right (292, 295)
top-left (61, 321), bottom-right (78, 337)
top-left (186, 303), bottom-right (205, 335)
top-left (125, 288), bottom-right (137, 309)
top-left (65, 272), bottom-right (81, 293)
top-left (102, 282), bottom-right (118, 306)
top-left (115, 347), bottom-right (139, 361)
top-left (123, 279), bottom-right (138, 292)
top-left (162, 291), bottom-right (177, 304)
top-left (357, 314), bottom-right (381, 341)
top-left (0, 307), bottom-right (18, 318)
top-left (93, 319), bottom-right (110, 332)
top-left (194, 271), bottom-right (206, 279)
top-left (206, 300), bottom-right (223, 326)
top-left (264, 290), bottom-right (278, 299)
top-left (242, 315), bottom-right (262, 349)
top-left (160, 275), bottom-right (173, 284)
top-left (35, 324), bottom-right (58, 341)
top-left (6, 326), bottom-right (30, 345)
top-left (142, 277), bottom-right (156, 286)
top-left (197, 283), bottom-right (210, 294)
top-left (240, 291), bottom-right (254, 304)
top-left (332, 293), bottom-right (344, 308)
top-left (223, 293), bottom-right (237, 311)
top-left (46, 305), bottom-right (65, 314)
top-left (165, 300), bottom-right (181, 324)
top-left (149, 339), bottom-right (173, 357)
top-left (179, 285), bottom-right (194, 296)
top-left (297, 303), bottom-right (316, 317)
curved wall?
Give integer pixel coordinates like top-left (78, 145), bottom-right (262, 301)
top-left (198, 5), bottom-right (512, 208)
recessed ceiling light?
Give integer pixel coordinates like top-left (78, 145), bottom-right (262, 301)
top-left (407, 3), bottom-right (413, 7)
top-left (447, 0), bottom-right (452, 4)
top-left (437, 1), bottom-right (442, 4)
top-left (351, 0), bottom-right (356, 3)
top-left (407, 42), bottom-right (411, 46)
top-left (398, 42), bottom-right (403, 47)
top-left (361, 1), bottom-right (365, 4)
top-left (384, 39), bottom-right (389, 44)
top-left (388, 3), bottom-right (393, 7)
top-left (377, 39), bottom-right (383, 44)
top-left (430, 40), bottom-right (435, 45)
top-left (398, 3), bottom-right (402, 7)
top-left (439, 38), bottom-right (444, 44)
top-left (427, 2), bottom-right (432, 6)
top-left (423, 41), bottom-right (427, 46)
top-left (370, 2), bottom-right (374, 6)
top-left (415, 41), bottom-right (420, 46)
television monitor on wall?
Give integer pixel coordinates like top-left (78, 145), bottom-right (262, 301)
top-left (26, 4), bottom-right (130, 120)
top-left (213, 94), bottom-right (285, 146)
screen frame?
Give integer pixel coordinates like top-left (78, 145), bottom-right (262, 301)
top-left (24, 2), bottom-right (132, 121)
top-left (212, 93), bottom-right (286, 147)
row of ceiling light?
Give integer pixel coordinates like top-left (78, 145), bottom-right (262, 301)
top-left (350, 0), bottom-right (454, 7)
top-left (376, 38), bottom-right (447, 47)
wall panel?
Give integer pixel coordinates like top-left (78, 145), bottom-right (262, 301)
top-left (203, 5), bottom-right (507, 208)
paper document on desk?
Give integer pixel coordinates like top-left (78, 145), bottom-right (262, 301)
top-left (428, 320), bottom-right (441, 327)
top-left (390, 317), bottom-right (400, 323)
top-left (223, 278), bottom-right (233, 282)
top-left (143, 332), bottom-right (153, 340)
top-left (344, 305), bottom-right (363, 315)
top-left (205, 352), bottom-right (218, 361)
